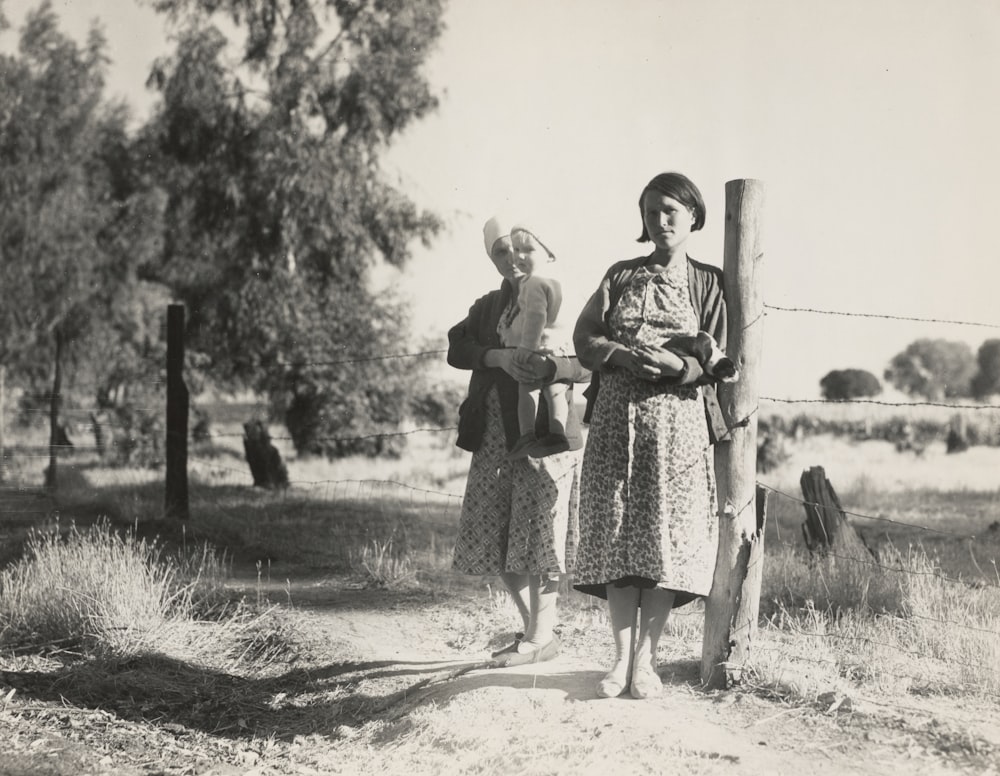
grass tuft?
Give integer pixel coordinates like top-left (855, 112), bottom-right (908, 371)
top-left (0, 521), bottom-right (231, 659)
top-left (350, 536), bottom-right (417, 589)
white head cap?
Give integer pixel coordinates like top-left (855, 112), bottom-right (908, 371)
top-left (482, 215), bottom-right (513, 257)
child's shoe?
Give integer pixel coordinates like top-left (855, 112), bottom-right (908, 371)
top-left (506, 433), bottom-right (537, 461)
top-left (528, 432), bottom-right (570, 458)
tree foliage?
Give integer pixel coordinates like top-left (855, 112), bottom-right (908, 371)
top-left (883, 339), bottom-right (976, 400)
top-left (0, 2), bottom-right (165, 403)
top-left (970, 339), bottom-right (1000, 399)
top-left (141, 0), bottom-right (445, 456)
top-left (819, 369), bottom-right (881, 401)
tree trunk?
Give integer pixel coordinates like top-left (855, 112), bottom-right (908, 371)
top-left (45, 330), bottom-right (63, 491)
top-left (164, 304), bottom-right (189, 519)
top-left (243, 420), bottom-right (289, 490)
top-left (0, 365), bottom-right (6, 483)
top-left (800, 466), bottom-right (872, 559)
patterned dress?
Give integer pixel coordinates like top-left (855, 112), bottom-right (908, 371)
top-left (452, 388), bottom-right (580, 576)
top-left (573, 259), bottom-right (718, 606)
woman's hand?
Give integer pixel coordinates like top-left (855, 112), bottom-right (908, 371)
top-left (633, 344), bottom-right (685, 379)
top-left (607, 347), bottom-right (662, 379)
top-left (486, 347), bottom-right (555, 384)
top-left (608, 344), bottom-right (684, 381)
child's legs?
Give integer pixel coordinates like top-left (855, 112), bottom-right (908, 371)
top-left (542, 382), bottom-right (569, 436)
top-left (518, 384), bottom-right (540, 437)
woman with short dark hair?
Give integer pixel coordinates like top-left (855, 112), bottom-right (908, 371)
top-left (573, 171), bottom-right (730, 698)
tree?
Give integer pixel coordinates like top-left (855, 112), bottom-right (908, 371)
top-left (819, 369), bottom-right (881, 401)
top-left (0, 2), bottom-right (165, 477)
top-left (970, 339), bottom-right (1000, 399)
top-left (883, 339), bottom-right (976, 401)
top-left (142, 0), bottom-right (445, 456)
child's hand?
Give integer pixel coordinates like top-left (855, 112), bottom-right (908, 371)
top-left (499, 347), bottom-right (552, 384)
top-left (513, 346), bottom-right (537, 366)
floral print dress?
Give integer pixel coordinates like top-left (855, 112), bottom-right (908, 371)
top-left (452, 295), bottom-right (580, 578)
top-left (573, 259), bottom-right (718, 606)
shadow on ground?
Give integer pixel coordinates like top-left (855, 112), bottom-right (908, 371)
top-left (0, 649), bottom-right (704, 743)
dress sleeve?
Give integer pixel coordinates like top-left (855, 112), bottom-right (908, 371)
top-left (700, 268), bottom-right (727, 351)
top-left (447, 294), bottom-right (491, 371)
top-left (573, 272), bottom-right (625, 371)
top-left (692, 264), bottom-right (732, 443)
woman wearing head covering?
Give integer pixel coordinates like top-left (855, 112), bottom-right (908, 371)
top-left (573, 172), bottom-right (731, 699)
top-left (448, 215), bottom-right (590, 664)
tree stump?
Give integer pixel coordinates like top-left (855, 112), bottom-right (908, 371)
top-left (946, 413), bottom-right (969, 454)
top-left (243, 421), bottom-right (289, 490)
top-left (799, 466), bottom-right (872, 559)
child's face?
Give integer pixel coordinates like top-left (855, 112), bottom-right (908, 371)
top-left (512, 233), bottom-right (546, 276)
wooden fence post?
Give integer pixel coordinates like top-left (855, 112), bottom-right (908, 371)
top-left (701, 179), bottom-right (766, 689)
top-left (0, 365), bottom-right (5, 483)
top-left (165, 304), bottom-right (189, 520)
top-left (44, 329), bottom-right (64, 492)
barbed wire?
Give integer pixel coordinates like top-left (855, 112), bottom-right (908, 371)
top-left (781, 621), bottom-right (1000, 676)
top-left (287, 477), bottom-right (463, 500)
top-left (186, 456), bottom-right (464, 501)
top-left (883, 611), bottom-right (1000, 638)
top-left (750, 647), bottom-right (1000, 703)
top-left (768, 537), bottom-right (1000, 591)
top-left (275, 349), bottom-right (448, 369)
top-left (756, 483), bottom-right (979, 539)
top-left (764, 303), bottom-right (1000, 330)
top-left (15, 406), bottom-right (162, 416)
top-left (760, 397), bottom-right (1000, 411)
top-left (203, 426), bottom-right (458, 445)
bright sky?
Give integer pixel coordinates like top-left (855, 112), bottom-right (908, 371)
top-left (5, 0), bottom-right (1000, 399)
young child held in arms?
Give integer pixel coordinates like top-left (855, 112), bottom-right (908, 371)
top-left (503, 225), bottom-right (571, 460)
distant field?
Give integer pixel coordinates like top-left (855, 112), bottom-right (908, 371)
top-left (4, 407), bottom-right (999, 585)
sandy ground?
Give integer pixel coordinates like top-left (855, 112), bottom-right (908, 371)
top-left (2, 569), bottom-right (999, 775)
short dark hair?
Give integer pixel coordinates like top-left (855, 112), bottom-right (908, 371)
top-left (637, 172), bottom-right (706, 242)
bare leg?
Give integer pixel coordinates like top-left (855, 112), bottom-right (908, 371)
top-left (499, 571), bottom-right (530, 634)
top-left (517, 574), bottom-right (559, 652)
top-left (631, 588), bottom-right (675, 698)
top-left (517, 385), bottom-right (540, 437)
top-left (542, 382), bottom-right (569, 436)
top-left (597, 584), bottom-right (640, 698)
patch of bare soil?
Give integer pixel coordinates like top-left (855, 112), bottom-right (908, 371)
top-left (2, 569), bottom-right (998, 775)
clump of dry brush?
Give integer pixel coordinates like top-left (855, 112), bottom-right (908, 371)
top-left (0, 521), bottom-right (300, 666)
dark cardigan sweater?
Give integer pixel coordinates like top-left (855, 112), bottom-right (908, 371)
top-left (448, 280), bottom-right (591, 453)
top-left (573, 255), bottom-right (731, 443)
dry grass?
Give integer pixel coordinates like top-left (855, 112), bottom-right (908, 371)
top-left (4, 409), bottom-right (1000, 726)
top-left (755, 541), bottom-right (1000, 702)
top-left (0, 521), bottom-right (198, 656)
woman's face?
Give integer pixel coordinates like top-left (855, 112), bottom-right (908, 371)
top-left (489, 235), bottom-right (520, 281)
top-left (642, 190), bottom-right (696, 252)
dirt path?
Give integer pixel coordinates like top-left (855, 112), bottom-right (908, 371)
top-left (2, 571), bottom-right (997, 775)
top-left (257, 574), bottom-right (997, 776)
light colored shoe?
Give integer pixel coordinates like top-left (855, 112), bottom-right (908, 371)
top-left (629, 664), bottom-right (662, 699)
top-left (596, 674), bottom-right (627, 698)
top-left (490, 631), bottom-right (525, 658)
top-left (490, 635), bottom-right (560, 667)
top-left (596, 661), bottom-right (630, 698)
